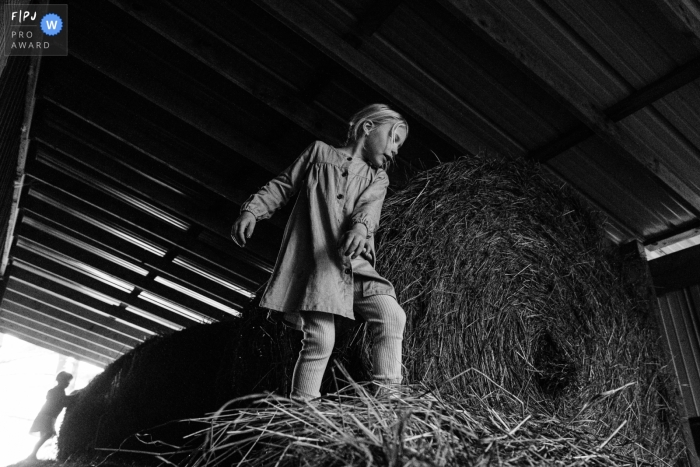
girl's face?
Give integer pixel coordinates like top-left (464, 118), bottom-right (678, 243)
top-left (361, 121), bottom-right (407, 168)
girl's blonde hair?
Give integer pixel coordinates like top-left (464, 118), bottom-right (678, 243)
top-left (344, 103), bottom-right (409, 146)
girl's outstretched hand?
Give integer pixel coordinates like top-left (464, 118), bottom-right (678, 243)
top-left (232, 211), bottom-right (256, 247)
top-left (340, 223), bottom-right (369, 259)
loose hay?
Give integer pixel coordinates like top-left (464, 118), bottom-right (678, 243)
top-left (162, 371), bottom-right (669, 467)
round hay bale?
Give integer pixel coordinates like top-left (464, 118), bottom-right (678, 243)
top-left (57, 311), bottom-right (301, 460)
top-left (361, 152), bottom-right (684, 460)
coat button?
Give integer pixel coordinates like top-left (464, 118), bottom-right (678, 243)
top-left (344, 268), bottom-right (351, 274)
top-left (337, 194), bottom-right (344, 199)
top-left (347, 157), bottom-right (352, 161)
top-left (342, 171), bottom-right (348, 177)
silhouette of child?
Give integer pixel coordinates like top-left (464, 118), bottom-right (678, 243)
top-left (27, 371), bottom-right (76, 460)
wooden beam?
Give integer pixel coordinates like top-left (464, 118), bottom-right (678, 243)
top-left (9, 262), bottom-right (173, 335)
top-left (645, 220), bottom-right (700, 252)
top-left (26, 175), bottom-right (270, 285)
top-left (13, 238), bottom-right (201, 329)
top-left (605, 56), bottom-right (700, 121)
top-left (4, 287), bottom-right (140, 350)
top-left (6, 277), bottom-right (148, 343)
top-left (0, 327), bottom-right (109, 368)
top-left (648, 243), bottom-right (700, 294)
top-left (18, 217), bottom-right (236, 322)
top-left (1, 55), bottom-right (40, 277)
top-left (23, 195), bottom-right (253, 308)
top-left (1, 300), bottom-right (129, 359)
top-left (530, 55), bottom-right (700, 162)
top-left (438, 0), bottom-right (700, 217)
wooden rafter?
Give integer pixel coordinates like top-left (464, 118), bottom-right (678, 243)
top-left (26, 175), bottom-right (270, 285)
top-left (9, 264), bottom-right (172, 335)
top-left (7, 277), bottom-right (149, 343)
top-left (0, 55), bottom-right (40, 277)
top-left (531, 55), bottom-right (700, 162)
top-left (13, 239), bottom-right (201, 328)
top-left (18, 220), bottom-right (234, 323)
top-left (4, 288), bottom-right (139, 350)
top-left (23, 196), bottom-right (253, 309)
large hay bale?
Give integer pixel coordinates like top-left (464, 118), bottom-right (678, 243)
top-left (362, 153), bottom-right (685, 461)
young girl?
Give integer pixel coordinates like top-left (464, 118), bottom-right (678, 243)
top-left (232, 103), bottom-right (408, 400)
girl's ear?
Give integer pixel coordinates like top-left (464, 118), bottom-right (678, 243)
top-left (363, 121), bottom-right (374, 135)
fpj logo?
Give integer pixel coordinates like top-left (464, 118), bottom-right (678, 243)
top-left (4, 4), bottom-right (68, 56)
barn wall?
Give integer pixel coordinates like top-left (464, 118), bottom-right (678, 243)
top-left (0, 56), bottom-right (30, 273)
top-left (658, 285), bottom-right (700, 416)
top-left (657, 284), bottom-right (700, 461)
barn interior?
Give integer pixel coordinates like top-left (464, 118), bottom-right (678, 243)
top-left (1, 0), bottom-right (700, 462)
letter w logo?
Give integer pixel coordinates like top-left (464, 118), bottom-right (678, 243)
top-left (45, 20), bottom-right (58, 29)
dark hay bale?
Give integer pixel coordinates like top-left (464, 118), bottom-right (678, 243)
top-left (58, 307), bottom-right (369, 462)
top-left (57, 311), bottom-right (301, 461)
top-left (352, 152), bottom-right (686, 462)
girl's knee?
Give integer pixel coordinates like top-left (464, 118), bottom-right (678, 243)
top-left (384, 298), bottom-right (406, 330)
top-left (370, 297), bottom-right (406, 335)
top-left (301, 334), bottom-right (335, 357)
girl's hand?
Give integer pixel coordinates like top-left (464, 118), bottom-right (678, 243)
top-left (340, 223), bottom-right (369, 259)
top-left (232, 211), bottom-right (256, 247)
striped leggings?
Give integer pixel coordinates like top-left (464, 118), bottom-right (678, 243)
top-left (291, 281), bottom-right (406, 400)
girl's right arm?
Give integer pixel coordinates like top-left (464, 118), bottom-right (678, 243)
top-left (231, 142), bottom-right (317, 247)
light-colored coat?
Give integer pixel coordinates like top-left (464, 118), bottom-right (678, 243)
top-left (241, 141), bottom-right (396, 323)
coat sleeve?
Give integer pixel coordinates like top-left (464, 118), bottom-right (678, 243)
top-left (351, 169), bottom-right (389, 238)
top-left (240, 142), bottom-right (317, 220)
